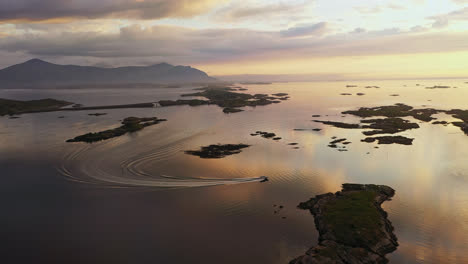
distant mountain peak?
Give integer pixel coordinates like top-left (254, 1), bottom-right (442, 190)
top-left (0, 59), bottom-right (217, 87)
top-left (24, 58), bottom-right (50, 64)
top-left (148, 62), bottom-right (173, 68)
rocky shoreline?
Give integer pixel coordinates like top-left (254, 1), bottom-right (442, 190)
top-left (185, 144), bottom-right (250, 158)
top-left (67, 116), bottom-right (166, 143)
top-left (290, 184), bottom-right (398, 264)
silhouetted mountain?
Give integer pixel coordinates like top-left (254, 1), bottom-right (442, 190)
top-left (0, 59), bottom-right (217, 87)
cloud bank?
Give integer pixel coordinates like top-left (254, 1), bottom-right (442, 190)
top-left (0, 0), bottom-right (220, 22)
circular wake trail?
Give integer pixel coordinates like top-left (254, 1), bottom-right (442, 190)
top-left (57, 131), bottom-right (265, 188)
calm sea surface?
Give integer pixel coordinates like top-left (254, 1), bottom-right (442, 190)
top-left (1, 80), bottom-right (468, 263)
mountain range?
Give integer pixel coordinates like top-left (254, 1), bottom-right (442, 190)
top-left (0, 59), bottom-right (217, 88)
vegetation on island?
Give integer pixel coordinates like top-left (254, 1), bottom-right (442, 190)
top-left (155, 86), bottom-right (289, 114)
top-left (0, 98), bottom-right (73, 116)
top-left (291, 184), bottom-right (398, 264)
top-left (67, 117), bottom-right (166, 143)
top-left (185, 144), bottom-right (250, 158)
top-left (314, 104), bottom-right (468, 147)
top-left (361, 135), bottom-right (414, 145)
top-left (250, 131), bottom-right (278, 139)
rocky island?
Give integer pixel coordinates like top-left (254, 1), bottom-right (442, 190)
top-left (185, 144), bottom-right (250, 158)
top-left (291, 184), bottom-right (398, 264)
top-left (172, 86), bottom-right (288, 113)
top-left (67, 116), bottom-right (166, 143)
top-left (0, 98), bottom-right (73, 116)
top-left (313, 104), bottom-right (468, 147)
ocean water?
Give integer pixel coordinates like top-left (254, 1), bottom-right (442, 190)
top-left (1, 80), bottom-right (467, 263)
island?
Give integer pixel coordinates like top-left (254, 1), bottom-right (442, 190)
top-left (184, 144), bottom-right (250, 158)
top-left (0, 98), bottom-right (73, 116)
top-left (313, 104), bottom-right (468, 147)
top-left (290, 184), bottom-right (398, 264)
top-left (1, 86), bottom-right (289, 117)
top-left (66, 116), bottom-right (166, 143)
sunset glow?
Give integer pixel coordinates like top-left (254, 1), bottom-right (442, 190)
top-left (0, 0), bottom-right (467, 79)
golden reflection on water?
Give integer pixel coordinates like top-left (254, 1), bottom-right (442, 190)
top-left (1, 80), bottom-right (468, 263)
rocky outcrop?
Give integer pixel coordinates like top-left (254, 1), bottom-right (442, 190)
top-left (67, 117), bottom-right (166, 143)
top-left (361, 136), bottom-right (414, 145)
top-left (290, 184), bottom-right (398, 264)
top-left (184, 144), bottom-right (250, 159)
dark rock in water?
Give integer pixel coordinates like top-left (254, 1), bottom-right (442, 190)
top-left (9, 116), bottom-right (20, 119)
top-left (290, 184), bottom-right (398, 264)
top-left (328, 138), bottom-right (348, 151)
top-left (446, 109), bottom-right (468, 135)
top-left (356, 93), bottom-right (365, 96)
top-left (314, 104), bottom-right (468, 142)
top-left (158, 99), bottom-right (210, 107)
top-left (346, 85), bottom-right (357, 87)
top-left (272, 93), bottom-right (289, 97)
top-left (260, 176), bottom-right (269, 182)
top-left (390, 94), bottom-right (399, 96)
top-left (185, 144), bottom-right (250, 159)
top-left (361, 117), bottom-right (419, 135)
top-left (342, 103), bottom-right (438, 122)
top-left (330, 138), bottom-right (347, 144)
top-left (452, 121), bottom-right (468, 135)
top-left (273, 137), bottom-right (282, 140)
top-left (288, 143), bottom-right (299, 145)
top-left (312, 115), bottom-right (321, 117)
top-left (432, 121), bottom-right (448, 125)
top-left (426, 85), bottom-right (451, 89)
top-left (252, 131), bottom-right (277, 139)
top-left (340, 93), bottom-right (352, 96)
top-left (263, 133), bottom-right (276, 138)
top-left (67, 117), bottom-right (166, 143)
top-left (313, 120), bottom-right (360, 129)
top-left (88, 113), bottom-right (107, 116)
top-left (238, 88), bottom-right (248, 91)
top-left (294, 128), bottom-right (322, 132)
top-left (361, 136), bottom-right (414, 145)
top-left (293, 147), bottom-right (300, 149)
top-left (223, 107), bottom-right (244, 113)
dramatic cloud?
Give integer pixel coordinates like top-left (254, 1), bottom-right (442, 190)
top-left (280, 22), bottom-right (329, 37)
top-left (215, 1), bottom-right (313, 21)
top-left (0, 0), bottom-right (221, 22)
top-left (1, 23), bottom-right (467, 68)
top-left (0, 0), bottom-right (466, 78)
top-left (429, 7), bottom-right (468, 28)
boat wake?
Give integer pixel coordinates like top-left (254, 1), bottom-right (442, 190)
top-left (56, 130), bottom-right (265, 188)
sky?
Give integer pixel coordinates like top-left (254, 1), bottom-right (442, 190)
top-left (0, 0), bottom-right (467, 80)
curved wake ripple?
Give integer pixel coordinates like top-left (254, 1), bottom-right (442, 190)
top-left (57, 129), bottom-right (265, 188)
